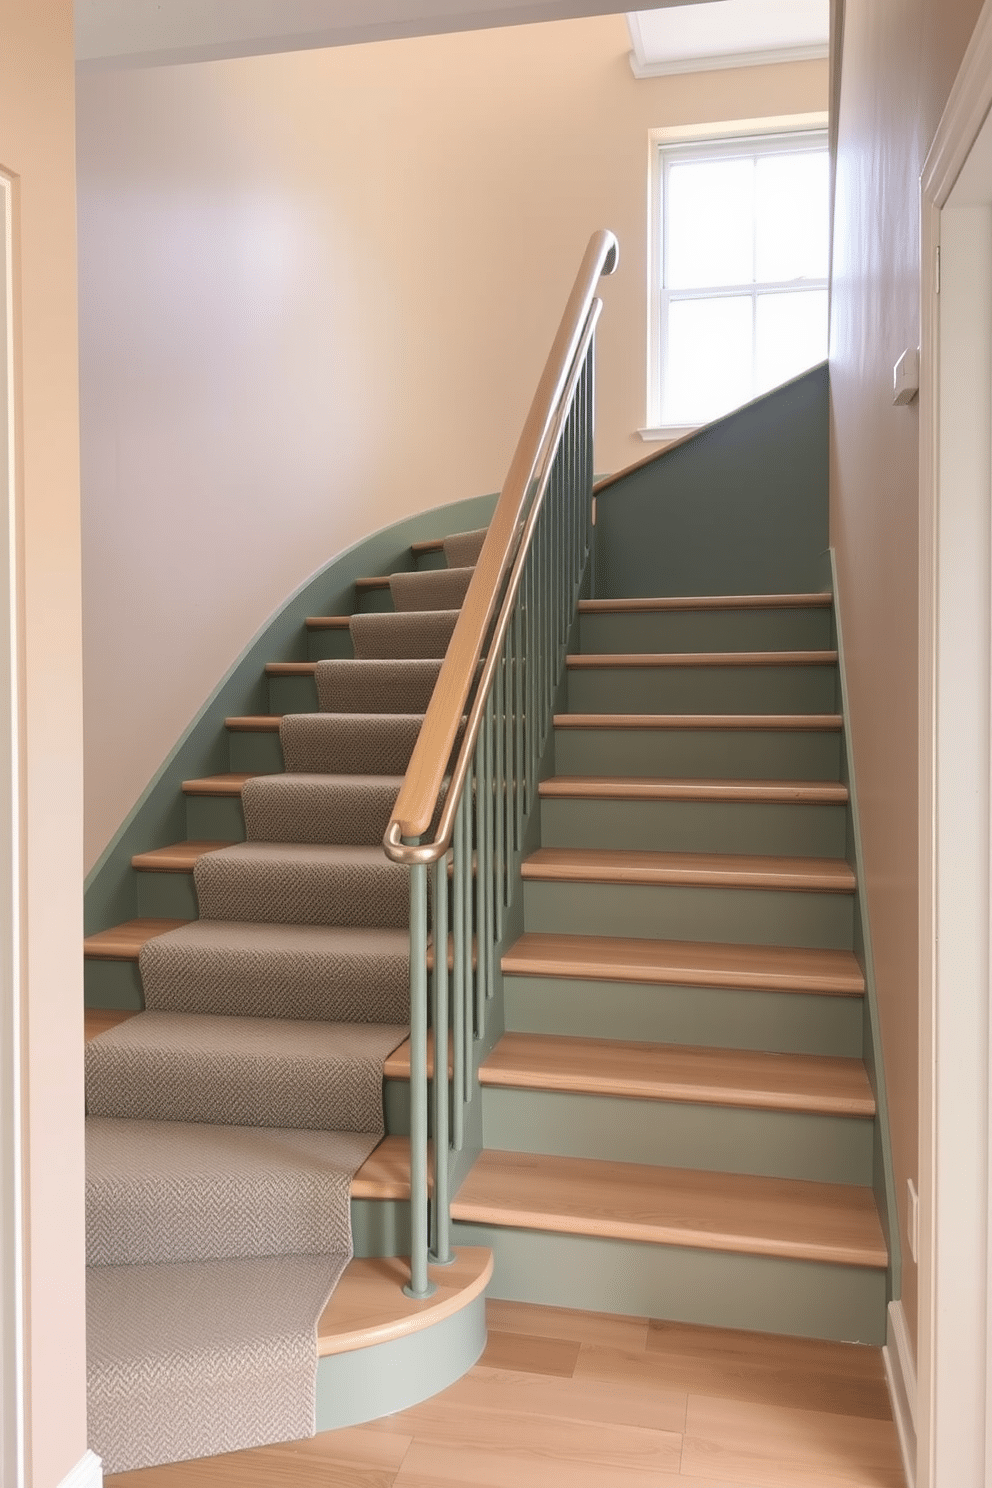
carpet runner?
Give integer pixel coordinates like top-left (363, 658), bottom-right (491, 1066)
top-left (84, 526), bottom-right (487, 1474)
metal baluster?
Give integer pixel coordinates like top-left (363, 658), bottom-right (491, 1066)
top-left (520, 592), bottom-right (526, 851)
top-left (493, 649), bottom-right (506, 939)
top-left (451, 791), bottom-right (466, 1150)
top-left (404, 863), bottom-right (435, 1299)
top-left (461, 777), bottom-right (473, 1103)
top-left (482, 693), bottom-right (496, 999)
top-left (473, 732), bottom-right (486, 1036)
top-left (430, 853), bottom-right (452, 1264)
top-left (504, 625), bottom-right (515, 890)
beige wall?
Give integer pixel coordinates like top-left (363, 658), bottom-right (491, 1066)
top-left (830, 0), bottom-right (984, 1355)
top-left (77, 17), bottom-right (826, 869)
top-left (0, 1), bottom-right (87, 1484)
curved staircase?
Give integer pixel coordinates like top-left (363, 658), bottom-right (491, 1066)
top-left (83, 527), bottom-right (491, 1476)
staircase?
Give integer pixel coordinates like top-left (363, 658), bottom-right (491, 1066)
top-left (448, 589), bottom-right (890, 1342)
top-left (83, 529), bottom-right (495, 1476)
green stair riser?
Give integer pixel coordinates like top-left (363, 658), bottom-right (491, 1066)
top-left (522, 880), bottom-right (855, 950)
top-left (539, 797), bottom-right (847, 857)
top-left (448, 1221), bottom-right (886, 1344)
top-left (350, 1198), bottom-right (411, 1259)
top-left (502, 975), bottom-right (864, 1056)
top-left (566, 665), bottom-right (838, 716)
top-left (267, 675), bottom-right (320, 714)
top-left (134, 872), bottom-right (200, 921)
top-left (185, 794), bottom-right (248, 842)
top-left (578, 607), bottom-right (833, 655)
top-left (307, 629), bottom-right (354, 662)
top-left (480, 1086), bottom-right (874, 1184)
top-left (315, 1297), bottom-right (486, 1431)
top-left (228, 731), bottom-right (285, 774)
top-left (553, 727), bottom-right (842, 781)
top-left (354, 588), bottom-right (395, 613)
top-left (85, 958), bottom-right (144, 1011)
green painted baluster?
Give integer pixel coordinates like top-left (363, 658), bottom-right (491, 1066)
top-left (404, 862), bottom-right (435, 1300)
top-left (493, 651), bottom-right (506, 939)
top-left (482, 692), bottom-right (496, 1000)
top-left (430, 852), bottom-right (452, 1265)
top-left (451, 791), bottom-right (466, 1150)
top-left (513, 601), bottom-right (525, 851)
top-left (461, 779), bottom-right (474, 1107)
top-left (503, 626), bottom-right (515, 895)
top-left (473, 732), bottom-right (487, 1035)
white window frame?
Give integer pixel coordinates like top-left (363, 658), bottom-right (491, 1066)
top-left (643, 111), bottom-right (829, 441)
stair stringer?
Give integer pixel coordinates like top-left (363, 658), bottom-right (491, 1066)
top-left (830, 547), bottom-right (903, 1305)
top-left (84, 490), bottom-right (498, 944)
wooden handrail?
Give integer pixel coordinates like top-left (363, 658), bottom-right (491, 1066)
top-left (384, 229), bottom-right (618, 855)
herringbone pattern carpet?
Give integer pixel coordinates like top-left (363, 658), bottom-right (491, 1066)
top-left (85, 531), bottom-right (482, 1474)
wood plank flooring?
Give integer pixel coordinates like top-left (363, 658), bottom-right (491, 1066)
top-left (103, 1299), bottom-right (904, 1487)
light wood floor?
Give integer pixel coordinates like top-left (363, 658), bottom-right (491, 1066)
top-left (105, 1299), bottom-right (906, 1488)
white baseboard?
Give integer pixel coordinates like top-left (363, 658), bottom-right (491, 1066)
top-left (57, 1449), bottom-right (102, 1488)
top-left (882, 1299), bottom-right (917, 1488)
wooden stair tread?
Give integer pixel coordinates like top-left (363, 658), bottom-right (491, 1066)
top-left (182, 773), bottom-right (262, 796)
top-left (266, 661), bottom-right (317, 676)
top-left (555, 713), bottom-right (844, 731)
top-left (409, 537), bottom-right (446, 555)
top-left (351, 1134), bottom-right (415, 1199)
top-left (567, 650), bottom-right (838, 668)
top-left (84, 1009), bottom-right (138, 1041)
top-left (131, 840), bottom-right (233, 872)
top-left (383, 1033), bottom-right (454, 1080)
top-left (305, 615), bottom-right (351, 630)
top-left (317, 1247), bottom-right (492, 1357)
top-left (539, 776), bottom-right (849, 804)
top-left (225, 715), bottom-right (282, 731)
top-left (354, 575), bottom-right (391, 591)
top-left (521, 848), bottom-right (856, 893)
top-left (578, 594), bottom-right (833, 613)
top-left (84, 918), bottom-right (188, 960)
top-left (479, 1033), bottom-right (875, 1115)
top-left (502, 933), bottom-right (865, 996)
top-left (451, 1149), bottom-right (888, 1268)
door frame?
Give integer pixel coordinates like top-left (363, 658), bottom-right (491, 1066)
top-left (0, 166), bottom-right (26, 1488)
top-left (919, 5), bottom-right (992, 1482)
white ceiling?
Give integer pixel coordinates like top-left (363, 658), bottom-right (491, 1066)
top-left (75, 0), bottom-right (706, 69)
top-left (627, 0), bottom-right (829, 77)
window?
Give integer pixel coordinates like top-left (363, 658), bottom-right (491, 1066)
top-left (649, 127), bottom-right (829, 433)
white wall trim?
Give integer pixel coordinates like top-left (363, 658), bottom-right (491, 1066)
top-left (629, 42), bottom-right (828, 79)
top-left (883, 1300), bottom-right (918, 1488)
top-left (0, 166), bottom-right (26, 1488)
top-left (918, 4), bottom-right (992, 1482)
top-left (57, 1449), bottom-right (103, 1488)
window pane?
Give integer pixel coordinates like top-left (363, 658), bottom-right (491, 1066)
top-left (755, 289), bottom-right (828, 394)
top-left (755, 151), bottom-right (829, 282)
top-left (666, 157), bottom-right (754, 290)
top-left (663, 295), bottom-right (753, 426)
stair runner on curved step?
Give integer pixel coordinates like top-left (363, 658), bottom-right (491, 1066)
top-left (84, 526), bottom-right (487, 1476)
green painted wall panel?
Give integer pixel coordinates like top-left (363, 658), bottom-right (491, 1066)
top-left (593, 364), bottom-right (829, 600)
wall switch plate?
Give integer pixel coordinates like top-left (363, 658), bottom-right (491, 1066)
top-left (894, 347), bottom-right (920, 404)
top-left (907, 1178), bottom-right (919, 1263)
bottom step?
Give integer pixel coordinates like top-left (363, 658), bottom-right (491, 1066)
top-left (451, 1150), bottom-right (887, 1344)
